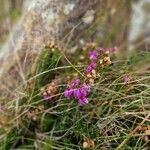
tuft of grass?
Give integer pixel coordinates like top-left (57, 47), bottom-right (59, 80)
top-left (0, 45), bottom-right (150, 149)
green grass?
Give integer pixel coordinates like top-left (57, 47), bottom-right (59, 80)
top-left (0, 46), bottom-right (150, 149)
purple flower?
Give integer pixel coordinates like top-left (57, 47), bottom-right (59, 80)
top-left (85, 65), bottom-right (93, 73)
top-left (74, 89), bottom-right (82, 99)
top-left (85, 62), bottom-right (97, 74)
top-left (82, 83), bottom-right (90, 91)
top-left (72, 83), bottom-right (90, 105)
top-left (96, 47), bottom-right (105, 53)
top-left (123, 75), bottom-right (130, 84)
top-left (80, 84), bottom-right (89, 96)
top-left (89, 50), bottom-right (97, 61)
top-left (64, 89), bottom-right (74, 97)
top-left (68, 79), bottom-right (80, 88)
top-left (78, 97), bottom-right (89, 106)
top-left (43, 95), bottom-right (52, 101)
top-left (73, 79), bottom-right (80, 86)
top-left (80, 87), bottom-right (87, 97)
top-left (90, 62), bottom-right (97, 69)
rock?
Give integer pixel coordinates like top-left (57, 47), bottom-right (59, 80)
top-left (82, 10), bottom-right (95, 24)
top-left (0, 0), bottom-right (100, 97)
top-left (0, 0), bottom-right (131, 98)
top-left (128, 0), bottom-right (150, 51)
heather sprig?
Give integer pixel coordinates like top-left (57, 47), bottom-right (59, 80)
top-left (64, 79), bottom-right (90, 105)
top-left (85, 62), bottom-right (97, 74)
top-left (40, 43), bottom-right (116, 105)
top-left (64, 46), bottom-right (116, 106)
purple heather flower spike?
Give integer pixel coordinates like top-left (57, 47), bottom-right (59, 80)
top-left (90, 62), bottom-right (97, 69)
top-left (64, 90), bottom-right (70, 97)
top-left (80, 87), bottom-right (87, 97)
top-left (89, 50), bottom-right (97, 61)
top-left (82, 83), bottom-right (90, 91)
top-left (74, 79), bottom-right (80, 86)
top-left (78, 97), bottom-right (89, 106)
top-left (70, 79), bottom-right (80, 87)
top-left (64, 89), bottom-right (74, 97)
top-left (80, 83), bottom-right (89, 97)
top-left (85, 65), bottom-right (92, 73)
top-left (96, 48), bottom-right (104, 53)
top-left (85, 62), bottom-right (97, 74)
top-left (74, 89), bottom-right (82, 99)
top-left (89, 50), bottom-right (98, 56)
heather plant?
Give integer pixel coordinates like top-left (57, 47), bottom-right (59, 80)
top-left (63, 47), bottom-right (116, 106)
top-left (0, 42), bottom-right (150, 149)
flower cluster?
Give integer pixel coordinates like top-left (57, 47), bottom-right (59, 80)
top-left (84, 47), bottom-right (116, 84)
top-left (45, 41), bottom-right (59, 50)
top-left (64, 46), bottom-right (116, 105)
top-left (85, 62), bottom-right (97, 74)
top-left (41, 43), bottom-right (116, 105)
top-left (42, 81), bottom-right (57, 101)
top-left (64, 79), bottom-right (90, 105)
